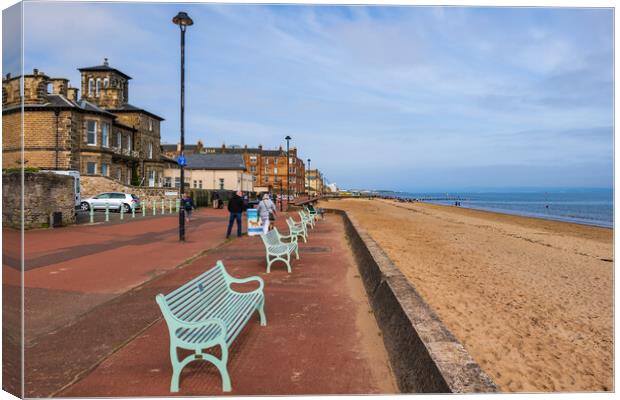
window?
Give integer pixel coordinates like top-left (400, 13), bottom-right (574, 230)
top-left (127, 135), bottom-right (131, 151)
top-left (96, 78), bottom-right (101, 97)
top-left (88, 78), bottom-right (94, 96)
top-left (250, 155), bottom-right (257, 163)
top-left (219, 178), bottom-right (225, 190)
top-left (103, 78), bottom-right (109, 88)
top-left (199, 180), bottom-right (203, 189)
top-left (86, 120), bottom-right (97, 145)
top-left (289, 157), bottom-right (294, 164)
top-left (86, 162), bottom-right (96, 175)
top-left (174, 177), bottom-right (181, 188)
top-left (46, 83), bottom-right (53, 94)
top-left (117, 168), bottom-right (122, 181)
top-left (264, 176), bottom-right (269, 183)
top-left (265, 158), bottom-right (269, 165)
top-left (274, 167), bottom-right (278, 174)
top-left (250, 166), bottom-right (256, 173)
top-left (148, 118), bottom-right (153, 131)
top-left (101, 123), bottom-right (109, 147)
top-left (116, 132), bottom-right (122, 148)
top-left (101, 163), bottom-right (109, 176)
top-left (164, 177), bottom-right (172, 188)
top-left (193, 180), bottom-right (197, 188)
top-left (148, 142), bottom-right (153, 159)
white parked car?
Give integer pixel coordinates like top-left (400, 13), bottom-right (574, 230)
top-left (81, 192), bottom-right (140, 212)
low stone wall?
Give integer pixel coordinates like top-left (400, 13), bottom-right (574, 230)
top-left (3, 172), bottom-right (76, 229)
top-left (80, 176), bottom-right (179, 204)
top-left (326, 208), bottom-right (498, 393)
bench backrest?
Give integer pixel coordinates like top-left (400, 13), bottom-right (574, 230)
top-left (287, 217), bottom-right (300, 228)
top-left (261, 229), bottom-right (281, 247)
top-left (156, 260), bottom-right (230, 323)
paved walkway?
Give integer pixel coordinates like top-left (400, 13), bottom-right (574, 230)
top-left (7, 209), bottom-right (396, 397)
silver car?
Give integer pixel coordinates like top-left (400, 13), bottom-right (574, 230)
top-left (81, 192), bottom-right (140, 212)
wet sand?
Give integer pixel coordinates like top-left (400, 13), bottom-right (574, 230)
top-left (320, 198), bottom-right (613, 392)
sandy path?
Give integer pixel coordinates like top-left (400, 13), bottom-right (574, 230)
top-left (320, 198), bottom-right (613, 392)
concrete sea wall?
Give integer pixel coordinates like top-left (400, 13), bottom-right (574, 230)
top-left (326, 208), bottom-right (498, 393)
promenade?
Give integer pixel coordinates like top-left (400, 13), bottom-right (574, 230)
top-left (4, 207), bottom-right (396, 397)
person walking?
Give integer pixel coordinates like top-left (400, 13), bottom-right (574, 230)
top-left (257, 193), bottom-right (277, 234)
top-left (226, 191), bottom-right (245, 238)
top-left (181, 193), bottom-right (195, 223)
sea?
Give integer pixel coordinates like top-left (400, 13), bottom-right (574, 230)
top-left (377, 189), bottom-right (613, 228)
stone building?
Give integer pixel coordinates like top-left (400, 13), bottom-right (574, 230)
top-left (2, 59), bottom-right (166, 187)
top-left (162, 142), bottom-right (307, 195)
top-left (162, 153), bottom-right (253, 192)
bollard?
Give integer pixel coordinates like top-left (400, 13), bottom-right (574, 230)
top-left (169, 199), bottom-right (173, 214)
top-left (152, 199), bottom-right (156, 216)
top-left (161, 199), bottom-right (165, 215)
top-left (132, 205), bottom-right (136, 218)
top-left (176, 199), bottom-right (180, 213)
top-left (105, 202), bottom-right (110, 222)
top-left (89, 205), bottom-right (94, 224)
top-left (120, 203), bottom-right (124, 220)
top-left (142, 201), bottom-right (146, 217)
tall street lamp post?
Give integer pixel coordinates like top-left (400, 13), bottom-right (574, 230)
top-left (173, 11), bottom-right (193, 241)
top-left (307, 158), bottom-right (311, 196)
top-left (285, 135), bottom-right (291, 209)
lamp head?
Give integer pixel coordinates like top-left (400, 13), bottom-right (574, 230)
top-left (173, 12), bottom-right (193, 27)
top-left (285, 135), bottom-right (292, 141)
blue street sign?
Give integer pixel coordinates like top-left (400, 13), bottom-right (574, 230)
top-left (177, 155), bottom-right (187, 167)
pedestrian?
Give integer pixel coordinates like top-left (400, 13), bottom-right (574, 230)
top-left (257, 193), bottom-right (277, 234)
top-left (226, 190), bottom-right (245, 238)
top-left (181, 193), bottom-right (195, 223)
top-left (213, 191), bottom-right (220, 209)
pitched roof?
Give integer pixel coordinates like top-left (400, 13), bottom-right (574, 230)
top-left (78, 62), bottom-right (132, 80)
top-left (107, 103), bottom-right (164, 121)
top-left (185, 153), bottom-right (246, 171)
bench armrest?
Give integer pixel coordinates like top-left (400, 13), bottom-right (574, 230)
top-left (225, 274), bottom-right (264, 293)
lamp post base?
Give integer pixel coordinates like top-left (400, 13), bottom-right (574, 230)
top-left (179, 208), bottom-right (185, 241)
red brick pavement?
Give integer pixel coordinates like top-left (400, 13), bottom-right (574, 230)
top-left (57, 213), bottom-right (397, 396)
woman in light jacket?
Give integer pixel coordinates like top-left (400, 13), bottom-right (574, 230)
top-left (257, 193), bottom-right (277, 234)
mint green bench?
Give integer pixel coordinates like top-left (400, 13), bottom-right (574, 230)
top-left (260, 228), bottom-right (299, 273)
top-left (155, 260), bottom-right (266, 392)
top-left (298, 210), bottom-right (315, 230)
top-left (287, 216), bottom-right (307, 242)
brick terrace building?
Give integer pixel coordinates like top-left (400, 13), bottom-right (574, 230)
top-left (2, 59), bottom-right (166, 186)
top-left (162, 143), bottom-right (307, 195)
top-left (306, 169), bottom-right (324, 195)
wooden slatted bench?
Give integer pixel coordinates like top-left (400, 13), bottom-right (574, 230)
top-left (260, 228), bottom-right (299, 273)
top-left (155, 260), bottom-right (266, 392)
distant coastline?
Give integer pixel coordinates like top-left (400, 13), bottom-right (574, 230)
top-left (365, 189), bottom-right (613, 229)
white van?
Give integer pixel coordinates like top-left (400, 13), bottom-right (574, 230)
top-left (42, 170), bottom-right (81, 209)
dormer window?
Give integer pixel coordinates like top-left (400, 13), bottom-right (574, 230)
top-left (46, 83), bottom-right (53, 94)
top-left (88, 78), bottom-right (94, 96)
top-left (95, 79), bottom-right (101, 97)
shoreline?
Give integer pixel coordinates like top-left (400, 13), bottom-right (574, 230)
top-left (409, 200), bottom-right (613, 230)
top-left (319, 198), bottom-right (613, 392)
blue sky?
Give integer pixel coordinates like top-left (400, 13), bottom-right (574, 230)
top-left (3, 2), bottom-right (614, 191)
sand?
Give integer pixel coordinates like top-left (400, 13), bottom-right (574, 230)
top-left (319, 198), bottom-right (613, 392)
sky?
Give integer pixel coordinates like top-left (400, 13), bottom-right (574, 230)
top-left (2, 1), bottom-right (614, 191)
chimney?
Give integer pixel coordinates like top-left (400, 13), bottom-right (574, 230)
top-left (222, 143), bottom-right (226, 149)
top-left (258, 144), bottom-right (263, 150)
top-left (103, 57), bottom-right (109, 66)
top-left (33, 68), bottom-right (39, 75)
top-left (67, 87), bottom-right (79, 102)
top-left (278, 145), bottom-right (282, 151)
top-left (244, 144), bottom-right (247, 149)
top-left (5, 73), bottom-right (10, 80)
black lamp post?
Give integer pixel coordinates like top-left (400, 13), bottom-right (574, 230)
top-left (285, 135), bottom-right (291, 208)
top-left (173, 11), bottom-right (193, 241)
top-left (277, 177), bottom-right (283, 212)
top-left (307, 158), bottom-right (311, 196)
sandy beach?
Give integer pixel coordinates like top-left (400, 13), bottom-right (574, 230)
top-left (319, 198), bottom-right (613, 392)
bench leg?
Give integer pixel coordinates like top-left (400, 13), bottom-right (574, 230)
top-left (294, 245), bottom-right (299, 260)
top-left (217, 343), bottom-right (232, 392)
top-left (285, 253), bottom-right (292, 273)
top-left (257, 300), bottom-right (267, 326)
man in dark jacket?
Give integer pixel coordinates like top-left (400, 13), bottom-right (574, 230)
top-left (226, 191), bottom-right (245, 238)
